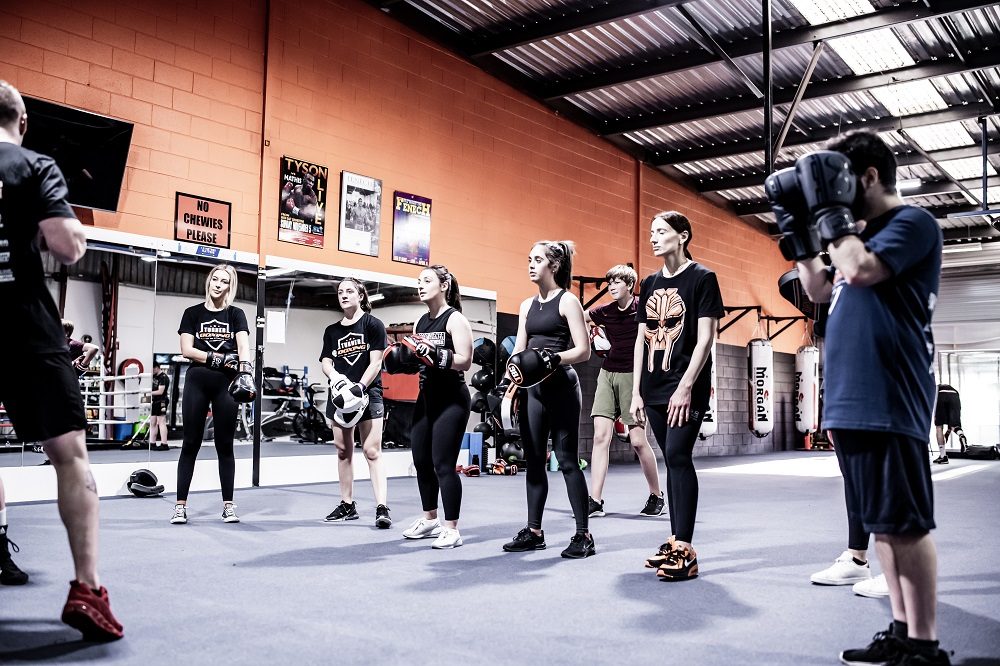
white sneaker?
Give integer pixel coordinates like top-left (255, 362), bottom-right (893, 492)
top-left (222, 503), bottom-right (240, 523)
top-left (853, 573), bottom-right (890, 598)
top-left (170, 504), bottom-right (188, 524)
top-left (810, 550), bottom-right (871, 585)
top-left (431, 528), bottom-right (463, 549)
top-left (402, 518), bottom-right (442, 539)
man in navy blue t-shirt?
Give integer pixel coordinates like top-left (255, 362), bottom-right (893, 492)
top-left (777, 130), bottom-right (945, 664)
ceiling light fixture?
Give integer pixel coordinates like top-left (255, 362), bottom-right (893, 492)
top-left (941, 242), bottom-right (983, 254)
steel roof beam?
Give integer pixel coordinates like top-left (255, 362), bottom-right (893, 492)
top-left (650, 103), bottom-right (996, 166)
top-left (540, 0), bottom-right (996, 101)
top-left (601, 50), bottom-right (1000, 136)
top-left (696, 143), bottom-right (1000, 192)
top-left (467, 1), bottom-right (690, 59)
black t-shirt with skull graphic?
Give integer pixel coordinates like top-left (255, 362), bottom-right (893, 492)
top-left (319, 313), bottom-right (386, 389)
top-left (178, 304), bottom-right (249, 362)
top-left (636, 262), bottom-right (724, 408)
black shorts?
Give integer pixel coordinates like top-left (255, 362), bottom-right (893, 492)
top-left (934, 392), bottom-right (961, 428)
top-left (326, 386), bottom-right (385, 423)
top-left (151, 400), bottom-right (168, 417)
top-left (0, 351), bottom-right (87, 442)
top-left (830, 429), bottom-right (935, 535)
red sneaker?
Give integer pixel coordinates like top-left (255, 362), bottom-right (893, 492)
top-left (61, 580), bottom-right (124, 641)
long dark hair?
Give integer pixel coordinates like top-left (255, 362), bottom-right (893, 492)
top-left (533, 240), bottom-right (576, 290)
top-left (427, 264), bottom-right (462, 312)
top-left (652, 211), bottom-right (693, 260)
top-left (339, 277), bottom-right (372, 313)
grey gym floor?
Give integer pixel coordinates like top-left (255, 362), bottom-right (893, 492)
top-left (1, 451), bottom-right (998, 665)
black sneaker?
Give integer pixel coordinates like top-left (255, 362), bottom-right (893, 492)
top-left (840, 626), bottom-right (911, 665)
top-left (892, 648), bottom-right (953, 665)
top-left (932, 455), bottom-right (948, 465)
top-left (0, 531), bottom-right (29, 585)
top-left (561, 532), bottom-right (596, 559)
top-left (587, 496), bottom-right (605, 517)
top-left (502, 527), bottom-right (546, 552)
top-left (325, 501), bottom-right (359, 522)
top-left (639, 493), bottom-right (665, 516)
top-left (375, 504), bottom-right (392, 529)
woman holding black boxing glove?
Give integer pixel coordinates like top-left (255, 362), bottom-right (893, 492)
top-left (400, 265), bottom-right (473, 549)
top-left (172, 264), bottom-right (252, 525)
top-left (501, 240), bottom-right (594, 559)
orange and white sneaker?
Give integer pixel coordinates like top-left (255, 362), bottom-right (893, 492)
top-left (656, 543), bottom-right (699, 581)
top-left (644, 535), bottom-right (677, 569)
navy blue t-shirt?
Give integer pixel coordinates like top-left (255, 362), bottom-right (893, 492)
top-left (823, 205), bottom-right (941, 440)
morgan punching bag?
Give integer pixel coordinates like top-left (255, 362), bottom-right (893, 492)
top-left (747, 338), bottom-right (774, 438)
top-left (699, 339), bottom-right (718, 440)
top-left (795, 345), bottom-right (820, 434)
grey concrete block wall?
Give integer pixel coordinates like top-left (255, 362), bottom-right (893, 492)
top-left (576, 342), bottom-right (801, 462)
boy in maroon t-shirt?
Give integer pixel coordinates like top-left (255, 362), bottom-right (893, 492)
top-left (585, 265), bottom-right (663, 517)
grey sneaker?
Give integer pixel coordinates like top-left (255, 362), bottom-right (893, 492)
top-left (170, 504), bottom-right (188, 525)
top-left (221, 503), bottom-right (240, 523)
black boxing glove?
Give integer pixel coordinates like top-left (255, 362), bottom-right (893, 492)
top-left (401, 335), bottom-right (453, 370)
top-left (207, 352), bottom-right (240, 374)
top-left (764, 167), bottom-right (821, 261)
top-left (507, 348), bottom-right (561, 388)
top-left (796, 150), bottom-right (860, 248)
top-left (228, 372), bottom-right (256, 403)
top-left (382, 343), bottom-right (421, 375)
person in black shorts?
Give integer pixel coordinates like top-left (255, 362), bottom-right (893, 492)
top-left (396, 265), bottom-right (473, 549)
top-left (0, 80), bottom-right (123, 639)
top-left (149, 362), bottom-right (170, 451)
top-left (171, 263), bottom-right (252, 525)
top-left (630, 211), bottom-right (724, 582)
top-left (500, 240), bottom-right (595, 559)
top-left (932, 384), bottom-right (965, 464)
top-left (775, 130), bottom-right (947, 664)
top-left (319, 277), bottom-right (391, 528)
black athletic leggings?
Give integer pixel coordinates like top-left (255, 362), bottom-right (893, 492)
top-left (833, 435), bottom-right (871, 551)
top-left (519, 367), bottom-right (589, 533)
top-left (410, 381), bottom-right (471, 522)
top-left (177, 366), bottom-right (237, 502)
top-left (646, 404), bottom-right (703, 543)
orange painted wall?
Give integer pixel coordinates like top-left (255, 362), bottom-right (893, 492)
top-left (1, 0), bottom-right (805, 352)
top-left (0, 0), bottom-right (266, 252)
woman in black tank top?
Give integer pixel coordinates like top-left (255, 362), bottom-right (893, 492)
top-left (401, 265), bottom-right (474, 549)
top-left (500, 240), bottom-right (595, 559)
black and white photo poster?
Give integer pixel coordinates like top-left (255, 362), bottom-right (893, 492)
top-left (338, 171), bottom-right (382, 257)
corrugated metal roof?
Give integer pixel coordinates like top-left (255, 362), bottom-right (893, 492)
top-left (382, 0), bottom-right (1000, 243)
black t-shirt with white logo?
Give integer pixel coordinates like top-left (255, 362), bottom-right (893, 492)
top-left (0, 143), bottom-right (77, 353)
top-left (636, 262), bottom-right (725, 408)
top-left (415, 307), bottom-right (463, 387)
top-left (152, 371), bottom-right (170, 404)
top-left (178, 304), bottom-right (249, 361)
top-left (320, 312), bottom-right (387, 388)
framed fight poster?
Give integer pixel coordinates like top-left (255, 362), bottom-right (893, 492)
top-left (338, 171), bottom-right (382, 257)
top-left (391, 191), bottom-right (431, 267)
top-left (278, 156), bottom-right (328, 248)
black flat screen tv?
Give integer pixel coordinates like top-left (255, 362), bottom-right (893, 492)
top-left (21, 96), bottom-right (133, 212)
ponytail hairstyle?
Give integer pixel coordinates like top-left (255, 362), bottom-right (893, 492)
top-left (533, 240), bottom-right (576, 290)
top-left (339, 277), bottom-right (372, 313)
top-left (428, 264), bottom-right (462, 312)
top-left (652, 211), bottom-right (693, 260)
